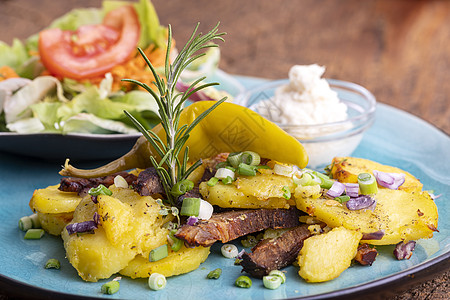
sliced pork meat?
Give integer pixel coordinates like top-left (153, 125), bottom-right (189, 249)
top-left (240, 225), bottom-right (311, 278)
top-left (175, 208), bottom-right (302, 247)
top-left (132, 167), bottom-right (164, 196)
top-left (59, 172), bottom-right (137, 196)
top-left (354, 243), bottom-right (378, 266)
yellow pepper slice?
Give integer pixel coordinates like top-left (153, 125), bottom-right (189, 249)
top-left (60, 101), bottom-right (308, 178)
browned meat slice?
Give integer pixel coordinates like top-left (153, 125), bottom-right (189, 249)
top-left (240, 225), bottom-right (311, 278)
top-left (132, 168), bottom-right (164, 196)
top-left (59, 172), bottom-right (137, 196)
top-left (175, 208), bottom-right (302, 247)
top-left (354, 243), bottom-right (378, 266)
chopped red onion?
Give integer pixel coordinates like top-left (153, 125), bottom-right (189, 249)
top-left (186, 216), bottom-right (199, 226)
top-left (93, 212), bottom-right (100, 225)
top-left (373, 170), bottom-right (405, 190)
top-left (393, 241), bottom-right (416, 260)
top-left (237, 249), bottom-right (246, 260)
top-left (346, 195), bottom-right (376, 211)
top-left (344, 183), bottom-right (359, 197)
top-left (66, 220), bottom-right (98, 235)
top-left (326, 181), bottom-right (345, 198)
top-left (175, 81), bottom-right (213, 102)
top-left (362, 230), bottom-right (385, 240)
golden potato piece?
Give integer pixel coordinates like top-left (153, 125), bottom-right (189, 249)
top-left (298, 227), bottom-right (362, 282)
top-left (199, 173), bottom-right (295, 209)
top-left (97, 195), bottom-right (133, 246)
top-left (62, 187), bottom-right (173, 282)
top-left (120, 245), bottom-right (210, 279)
top-left (364, 189), bottom-right (438, 245)
top-left (29, 184), bottom-right (82, 214)
top-left (330, 157), bottom-right (423, 192)
top-left (295, 189), bottom-right (438, 245)
top-left (37, 211), bottom-right (73, 236)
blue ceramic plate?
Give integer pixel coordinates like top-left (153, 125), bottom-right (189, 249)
top-left (0, 69), bottom-right (244, 162)
top-left (0, 77), bottom-right (448, 300)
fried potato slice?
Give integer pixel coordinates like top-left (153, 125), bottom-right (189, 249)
top-left (120, 245), bottom-right (210, 279)
top-left (298, 227), bottom-right (362, 282)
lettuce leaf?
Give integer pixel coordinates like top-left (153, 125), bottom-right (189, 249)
top-left (0, 39), bottom-right (30, 71)
top-left (62, 113), bottom-right (138, 134)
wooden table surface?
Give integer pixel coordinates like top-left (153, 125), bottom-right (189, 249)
top-left (0, 0), bottom-right (448, 299)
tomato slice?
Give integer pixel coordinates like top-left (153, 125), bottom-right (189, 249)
top-left (38, 5), bottom-right (140, 80)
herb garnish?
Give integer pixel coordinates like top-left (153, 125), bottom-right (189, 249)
top-left (124, 23), bottom-right (226, 206)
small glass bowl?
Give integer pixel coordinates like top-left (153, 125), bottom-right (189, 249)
top-left (234, 79), bottom-right (377, 168)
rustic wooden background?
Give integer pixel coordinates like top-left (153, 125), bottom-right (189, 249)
top-left (0, 0), bottom-right (448, 299)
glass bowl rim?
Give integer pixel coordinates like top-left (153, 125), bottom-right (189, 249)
top-left (234, 78), bottom-right (377, 130)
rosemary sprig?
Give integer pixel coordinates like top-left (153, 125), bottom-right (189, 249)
top-left (123, 22), bottom-right (227, 206)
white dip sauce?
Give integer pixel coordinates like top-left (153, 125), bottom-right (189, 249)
top-left (256, 64), bottom-right (359, 168)
top-left (262, 64), bottom-right (347, 127)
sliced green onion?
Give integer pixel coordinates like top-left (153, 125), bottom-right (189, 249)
top-left (313, 171), bottom-right (334, 189)
top-left (221, 176), bottom-right (234, 185)
top-left (237, 163), bottom-right (257, 176)
top-left (19, 216), bottom-right (33, 232)
top-left (88, 184), bottom-right (112, 196)
top-left (215, 161), bottom-right (229, 169)
top-left (296, 173), bottom-right (319, 186)
top-left (282, 186), bottom-right (291, 200)
top-left (207, 268), bottom-right (222, 279)
top-left (24, 228), bottom-right (44, 239)
top-left (180, 197), bottom-right (201, 216)
top-left (235, 275), bottom-right (252, 288)
top-left (198, 199), bottom-right (214, 220)
top-left (149, 244), bottom-right (168, 262)
top-left (30, 214), bottom-right (41, 228)
top-left (241, 151), bottom-right (261, 166)
top-left (221, 244), bottom-right (239, 258)
top-left (207, 177), bottom-right (219, 187)
top-left (215, 167), bottom-right (235, 180)
top-left (268, 270), bottom-right (286, 284)
top-left (273, 163), bottom-right (293, 177)
top-left (171, 179), bottom-right (194, 197)
top-left (335, 195), bottom-right (350, 203)
top-left (44, 258), bottom-right (60, 270)
top-left (358, 173), bottom-right (378, 195)
top-left (19, 214), bottom-right (41, 231)
top-left (263, 275), bottom-right (282, 289)
top-left (114, 175), bottom-right (129, 188)
top-left (101, 280), bottom-right (120, 294)
top-left (225, 166), bottom-right (236, 172)
top-left (168, 230), bottom-right (183, 252)
top-left (227, 152), bottom-right (243, 168)
top-left (148, 273), bottom-right (166, 290)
